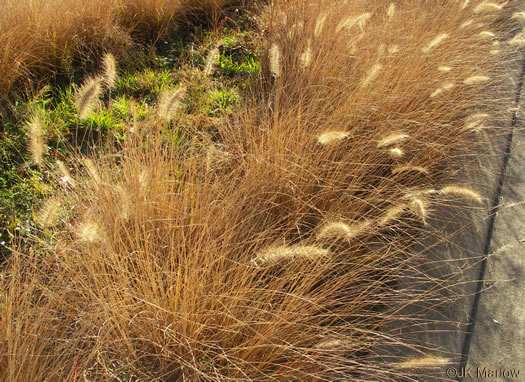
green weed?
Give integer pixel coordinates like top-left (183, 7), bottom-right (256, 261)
top-left (217, 33), bottom-right (260, 78)
top-left (202, 88), bottom-right (239, 116)
top-left (217, 51), bottom-right (259, 77)
top-left (115, 68), bottom-right (177, 103)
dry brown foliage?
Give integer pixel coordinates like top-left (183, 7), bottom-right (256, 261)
top-left (1, 0), bottom-right (522, 380)
top-left (0, 0), bottom-right (236, 98)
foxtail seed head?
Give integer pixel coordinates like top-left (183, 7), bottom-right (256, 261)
top-left (464, 113), bottom-right (489, 132)
top-left (317, 131), bottom-right (350, 145)
top-left (361, 63), bottom-right (383, 87)
top-left (392, 165), bottom-right (429, 175)
top-left (300, 43), bottom-right (313, 69)
top-left (78, 220), bottom-right (101, 243)
top-left (474, 2), bottom-right (504, 14)
top-left (206, 144), bottom-right (218, 172)
top-left (409, 197), bottom-right (429, 225)
top-left (115, 185), bottom-right (131, 220)
top-left (101, 53), bottom-right (117, 90)
top-left (377, 133), bottom-right (409, 148)
top-left (316, 339), bottom-right (346, 349)
top-left (314, 14), bottom-right (327, 37)
top-left (463, 75), bottom-right (490, 85)
top-left (387, 3), bottom-right (395, 18)
top-left (252, 245), bottom-right (330, 267)
top-left (439, 185), bottom-right (483, 204)
top-left (75, 76), bottom-right (103, 119)
top-left (378, 204), bottom-right (407, 226)
top-left (509, 31), bottom-right (525, 47)
top-left (336, 13), bottom-right (371, 33)
top-left (27, 112), bottom-right (46, 166)
top-left (460, 0), bottom-right (471, 9)
top-left (317, 220), bottom-right (373, 241)
top-left (388, 45), bottom-right (399, 54)
top-left (56, 160), bottom-right (75, 187)
top-left (318, 222), bottom-right (352, 239)
top-left (389, 147), bottom-right (404, 158)
top-left (37, 199), bottom-right (60, 228)
top-left (139, 169), bottom-right (151, 195)
top-left (422, 33), bottom-right (449, 53)
top-left (430, 82), bottom-right (454, 98)
top-left (460, 20), bottom-right (474, 29)
top-left (157, 86), bottom-right (186, 121)
top-left (204, 47), bottom-right (219, 76)
top-left (82, 158), bottom-right (100, 185)
top-left (397, 357), bottom-right (449, 369)
top-left (269, 44), bottom-right (281, 78)
top-left (479, 31), bottom-right (495, 38)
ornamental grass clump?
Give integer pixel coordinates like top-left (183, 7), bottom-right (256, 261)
top-left (1, 0), bottom-right (522, 380)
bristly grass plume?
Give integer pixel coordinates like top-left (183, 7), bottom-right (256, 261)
top-left (26, 111), bottom-right (46, 166)
top-left (75, 76), bottom-right (103, 119)
top-left (101, 52), bottom-right (118, 90)
top-left (157, 86), bottom-right (187, 121)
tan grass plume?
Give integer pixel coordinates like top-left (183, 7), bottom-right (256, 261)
top-left (460, 0), bottom-right (471, 10)
top-left (314, 14), bottom-right (327, 37)
top-left (77, 220), bottom-right (101, 243)
top-left (318, 222), bottom-right (352, 239)
top-left (422, 33), bottom-right (449, 53)
top-left (252, 245), bottom-right (330, 267)
top-left (389, 147), bottom-right (404, 158)
top-left (318, 220), bottom-right (373, 241)
top-left (27, 112), bottom-right (46, 166)
top-left (439, 185), bottom-right (483, 204)
top-left (336, 13), bottom-right (371, 33)
top-left (463, 75), bottom-right (490, 85)
top-left (361, 63), bottom-right (383, 87)
top-left (75, 76), bottom-right (103, 119)
top-left (378, 133), bottom-right (409, 148)
top-left (473, 2), bottom-right (504, 13)
top-left (378, 204), bottom-right (408, 226)
top-left (392, 165), bottom-right (429, 175)
top-left (387, 3), bottom-right (396, 19)
top-left (300, 43), bottom-right (313, 69)
top-left (509, 30), bottom-right (525, 47)
top-left (114, 185), bottom-right (131, 220)
top-left (388, 45), bottom-right (400, 54)
top-left (460, 19), bottom-right (474, 29)
top-left (56, 160), bottom-right (75, 187)
top-left (479, 31), bottom-right (496, 39)
top-left (409, 197), bottom-right (430, 225)
top-left (157, 86), bottom-right (187, 121)
top-left (317, 131), bottom-right (350, 145)
top-left (101, 53), bottom-right (117, 90)
top-left (269, 43), bottom-right (281, 78)
top-left (430, 82), bottom-right (454, 98)
top-left (82, 158), bottom-right (101, 185)
top-left (316, 339), bottom-right (346, 349)
top-left (397, 356), bottom-right (449, 369)
top-left (36, 199), bottom-right (60, 228)
top-left (464, 113), bottom-right (490, 132)
top-left (204, 46), bottom-right (220, 76)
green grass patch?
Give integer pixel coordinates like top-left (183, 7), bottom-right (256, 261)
top-left (202, 88), bottom-right (240, 116)
top-left (115, 68), bottom-right (177, 104)
top-left (217, 32), bottom-right (260, 78)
